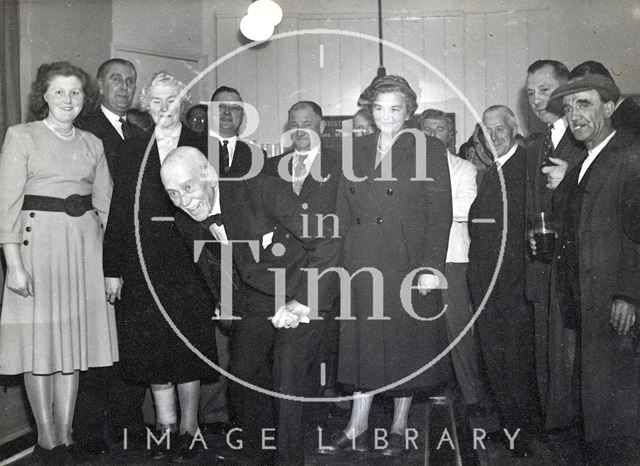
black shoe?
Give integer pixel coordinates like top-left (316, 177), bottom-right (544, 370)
top-left (51, 445), bottom-right (74, 465)
top-left (76, 439), bottom-right (110, 457)
top-left (317, 430), bottom-right (370, 455)
top-left (381, 432), bottom-right (405, 457)
top-left (148, 430), bottom-right (173, 460)
top-left (31, 445), bottom-right (55, 465)
top-left (201, 421), bottom-right (232, 436)
top-left (327, 404), bottom-right (350, 419)
top-left (171, 433), bottom-right (201, 463)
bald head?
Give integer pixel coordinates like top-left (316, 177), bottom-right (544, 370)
top-left (161, 146), bottom-right (218, 221)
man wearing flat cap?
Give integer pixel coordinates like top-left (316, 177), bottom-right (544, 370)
top-left (546, 74), bottom-right (640, 460)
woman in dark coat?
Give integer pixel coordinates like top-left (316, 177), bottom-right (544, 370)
top-left (322, 76), bottom-right (453, 455)
top-left (103, 71), bottom-right (217, 459)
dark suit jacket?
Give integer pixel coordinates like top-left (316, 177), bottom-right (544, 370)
top-left (469, 145), bottom-right (528, 306)
top-left (245, 147), bottom-right (343, 312)
top-left (555, 129), bottom-right (640, 441)
top-left (613, 96), bottom-right (640, 139)
top-left (525, 126), bottom-right (585, 302)
top-left (206, 135), bottom-right (263, 179)
top-left (76, 107), bottom-right (145, 179)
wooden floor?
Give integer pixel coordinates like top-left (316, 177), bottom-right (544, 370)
top-left (7, 397), bottom-right (598, 466)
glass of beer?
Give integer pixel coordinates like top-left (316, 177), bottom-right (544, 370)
top-left (531, 212), bottom-right (556, 262)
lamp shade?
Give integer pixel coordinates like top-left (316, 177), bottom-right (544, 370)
top-left (247, 0), bottom-right (283, 26)
top-left (240, 13), bottom-right (275, 41)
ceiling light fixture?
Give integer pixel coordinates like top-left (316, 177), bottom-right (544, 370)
top-left (240, 0), bottom-right (282, 42)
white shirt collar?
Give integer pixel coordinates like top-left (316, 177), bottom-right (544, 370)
top-left (209, 131), bottom-right (238, 164)
top-left (495, 142), bottom-right (518, 167)
top-left (210, 184), bottom-right (222, 216)
top-left (587, 130), bottom-right (616, 158)
top-left (578, 130), bottom-right (616, 183)
top-left (550, 117), bottom-right (568, 149)
top-left (101, 105), bottom-right (126, 138)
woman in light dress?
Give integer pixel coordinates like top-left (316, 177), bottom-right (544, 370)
top-left (0, 61), bottom-right (116, 462)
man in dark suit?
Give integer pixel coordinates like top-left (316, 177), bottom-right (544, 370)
top-left (261, 101), bottom-right (342, 465)
top-left (207, 86), bottom-right (262, 179)
top-left (72, 58), bottom-right (147, 457)
top-left (546, 74), bottom-right (640, 461)
top-left (524, 59), bottom-right (585, 430)
top-left (76, 58), bottom-right (145, 179)
top-left (468, 105), bottom-right (542, 458)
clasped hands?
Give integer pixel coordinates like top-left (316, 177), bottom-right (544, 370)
top-left (270, 299), bottom-right (311, 329)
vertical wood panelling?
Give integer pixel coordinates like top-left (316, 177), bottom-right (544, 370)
top-left (214, 18), bottom-right (240, 97)
top-left (419, 17), bottom-right (446, 108)
top-left (275, 18), bottom-right (300, 144)
top-left (526, 9), bottom-right (551, 134)
top-left (339, 19), bottom-right (365, 116)
top-left (211, 8), bottom-right (548, 144)
top-left (506, 11), bottom-right (530, 133)
top-left (443, 15), bottom-right (465, 149)
top-left (382, 18), bottom-right (405, 79)
top-left (485, 12), bottom-right (508, 107)
top-left (358, 18), bottom-right (380, 89)
top-left (463, 13), bottom-right (487, 135)
top-left (297, 18), bottom-right (322, 105)
top-left (400, 16), bottom-right (427, 106)
top-left (317, 19), bottom-right (343, 115)
top-left (256, 32), bottom-right (281, 144)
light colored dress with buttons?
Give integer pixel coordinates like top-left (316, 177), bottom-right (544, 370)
top-left (0, 121), bottom-right (118, 375)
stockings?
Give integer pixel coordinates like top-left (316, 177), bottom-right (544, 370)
top-left (343, 393), bottom-right (413, 438)
top-left (24, 371), bottom-right (79, 449)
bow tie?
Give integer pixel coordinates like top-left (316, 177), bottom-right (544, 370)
top-left (200, 213), bottom-right (223, 229)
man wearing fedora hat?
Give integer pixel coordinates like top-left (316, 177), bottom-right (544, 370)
top-left (547, 74), bottom-right (640, 460)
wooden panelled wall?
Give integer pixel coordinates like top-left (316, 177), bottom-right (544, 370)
top-left (215, 8), bottom-right (550, 147)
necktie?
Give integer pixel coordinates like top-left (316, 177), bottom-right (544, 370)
top-left (293, 153), bottom-right (308, 195)
top-left (220, 140), bottom-right (230, 173)
top-left (119, 117), bottom-right (132, 140)
top-left (542, 124), bottom-right (554, 164)
top-left (200, 213), bottom-right (223, 230)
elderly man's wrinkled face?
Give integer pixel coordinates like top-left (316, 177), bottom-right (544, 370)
top-left (482, 110), bottom-right (517, 158)
top-left (148, 84), bottom-right (182, 129)
top-left (99, 63), bottom-right (136, 116)
top-left (162, 160), bottom-right (216, 222)
top-left (563, 89), bottom-right (614, 150)
top-left (210, 91), bottom-right (244, 138)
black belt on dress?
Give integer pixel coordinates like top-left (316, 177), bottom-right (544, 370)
top-left (21, 194), bottom-right (94, 217)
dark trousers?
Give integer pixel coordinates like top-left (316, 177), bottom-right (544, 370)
top-left (229, 289), bottom-right (277, 464)
top-left (476, 294), bottom-right (542, 436)
top-left (272, 314), bottom-right (331, 466)
top-left (73, 364), bottom-right (146, 445)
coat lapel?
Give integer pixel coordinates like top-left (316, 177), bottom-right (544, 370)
top-left (579, 131), bottom-right (631, 220)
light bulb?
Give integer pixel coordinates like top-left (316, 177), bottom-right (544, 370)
top-left (240, 13), bottom-right (275, 41)
top-left (247, 0), bottom-right (283, 26)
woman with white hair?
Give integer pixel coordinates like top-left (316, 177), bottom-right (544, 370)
top-left (103, 72), bottom-right (219, 461)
